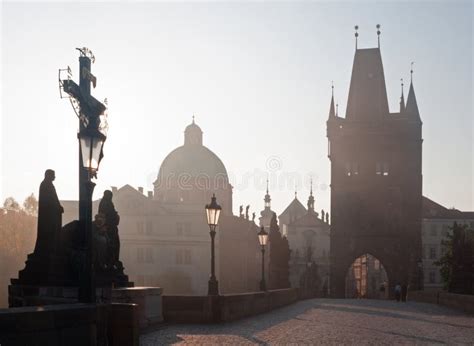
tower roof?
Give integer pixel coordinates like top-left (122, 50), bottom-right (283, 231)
top-left (328, 83), bottom-right (336, 120)
top-left (346, 48), bottom-right (389, 120)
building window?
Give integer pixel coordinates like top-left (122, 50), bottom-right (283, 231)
top-left (429, 246), bottom-right (437, 259)
top-left (146, 221), bottom-right (153, 235)
top-left (145, 248), bottom-right (153, 263)
top-left (137, 248), bottom-right (144, 263)
top-left (184, 223), bottom-right (191, 235)
top-left (177, 222), bottom-right (191, 236)
top-left (176, 249), bottom-right (183, 264)
top-left (175, 249), bottom-right (192, 265)
top-left (376, 162), bottom-right (389, 176)
top-left (137, 221), bottom-right (144, 234)
top-left (184, 249), bottom-right (192, 264)
top-left (345, 163), bottom-right (359, 176)
top-left (429, 271), bottom-right (436, 284)
top-left (430, 224), bottom-right (437, 237)
top-left (422, 245), bottom-right (427, 259)
top-left (441, 224), bottom-right (449, 237)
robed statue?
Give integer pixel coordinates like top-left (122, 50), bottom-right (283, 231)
top-left (98, 190), bottom-right (121, 269)
top-left (34, 169), bottom-right (63, 256)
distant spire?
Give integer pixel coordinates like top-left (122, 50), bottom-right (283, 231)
top-left (294, 184), bottom-right (298, 199)
top-left (192, 113), bottom-right (195, 124)
top-left (264, 176), bottom-right (271, 209)
top-left (354, 25), bottom-right (359, 49)
top-left (410, 61), bottom-right (414, 83)
top-left (336, 102), bottom-right (339, 117)
top-left (376, 24), bottom-right (381, 48)
top-left (400, 78), bottom-right (405, 113)
top-left (328, 82), bottom-right (336, 120)
top-left (406, 64), bottom-right (420, 120)
top-left (307, 178), bottom-right (315, 212)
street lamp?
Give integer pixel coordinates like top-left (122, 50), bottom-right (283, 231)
top-left (79, 126), bottom-right (106, 303)
top-left (205, 194), bottom-right (221, 295)
top-left (258, 226), bottom-right (268, 291)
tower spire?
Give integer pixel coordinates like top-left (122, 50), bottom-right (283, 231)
top-left (406, 62), bottom-right (421, 121)
top-left (400, 78), bottom-right (405, 113)
top-left (307, 178), bottom-right (315, 212)
top-left (376, 24), bottom-right (381, 48)
top-left (328, 82), bottom-right (336, 120)
top-left (264, 176), bottom-right (271, 209)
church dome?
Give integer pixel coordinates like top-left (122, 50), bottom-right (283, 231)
top-left (154, 119), bottom-right (229, 188)
top-left (157, 145), bottom-right (228, 182)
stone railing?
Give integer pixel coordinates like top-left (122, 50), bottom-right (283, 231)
top-left (409, 290), bottom-right (474, 314)
top-left (0, 303), bottom-right (139, 346)
top-left (163, 288), bottom-right (298, 323)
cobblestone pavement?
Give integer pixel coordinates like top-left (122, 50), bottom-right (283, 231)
top-left (141, 299), bottom-right (474, 345)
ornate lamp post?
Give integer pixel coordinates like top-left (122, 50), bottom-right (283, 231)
top-left (257, 226), bottom-right (269, 291)
top-left (205, 194), bottom-right (221, 295)
top-left (79, 127), bottom-right (106, 303)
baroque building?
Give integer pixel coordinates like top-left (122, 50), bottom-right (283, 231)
top-left (63, 120), bottom-right (261, 295)
top-left (327, 35), bottom-right (423, 297)
top-left (279, 188), bottom-right (330, 293)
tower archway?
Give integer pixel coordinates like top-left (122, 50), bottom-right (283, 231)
top-left (345, 253), bottom-right (389, 299)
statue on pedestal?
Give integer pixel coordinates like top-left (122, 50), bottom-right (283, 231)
top-left (34, 169), bottom-right (63, 256)
top-left (98, 190), bottom-right (121, 270)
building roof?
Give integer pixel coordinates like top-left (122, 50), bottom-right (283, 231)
top-left (279, 197), bottom-right (307, 219)
top-left (422, 196), bottom-right (474, 219)
top-left (346, 48), bottom-right (389, 120)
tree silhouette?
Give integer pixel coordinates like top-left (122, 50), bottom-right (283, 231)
top-left (435, 222), bottom-right (474, 294)
top-left (3, 197), bottom-right (20, 211)
top-left (23, 194), bottom-right (38, 216)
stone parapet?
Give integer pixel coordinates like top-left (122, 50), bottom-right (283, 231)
top-left (163, 288), bottom-right (298, 323)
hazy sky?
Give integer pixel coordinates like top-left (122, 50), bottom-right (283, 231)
top-left (1, 1), bottom-right (473, 217)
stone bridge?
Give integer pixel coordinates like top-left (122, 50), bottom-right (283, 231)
top-left (141, 298), bottom-right (474, 345)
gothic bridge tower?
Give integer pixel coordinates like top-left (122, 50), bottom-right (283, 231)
top-left (327, 28), bottom-right (423, 297)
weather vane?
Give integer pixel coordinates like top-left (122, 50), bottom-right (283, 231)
top-left (376, 24), bottom-right (381, 47)
top-left (354, 25), bottom-right (359, 49)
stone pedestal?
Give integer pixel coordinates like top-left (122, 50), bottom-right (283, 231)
top-left (112, 287), bottom-right (163, 329)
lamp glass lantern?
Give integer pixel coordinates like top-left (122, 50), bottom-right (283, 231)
top-left (205, 194), bottom-right (221, 232)
top-left (258, 226), bottom-right (268, 246)
top-left (79, 128), bottom-right (106, 174)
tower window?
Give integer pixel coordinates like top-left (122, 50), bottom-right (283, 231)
top-left (345, 163), bottom-right (359, 176)
top-left (376, 162), bottom-right (389, 176)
